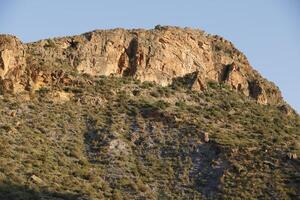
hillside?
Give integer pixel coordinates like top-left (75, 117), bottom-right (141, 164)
top-left (0, 26), bottom-right (299, 199)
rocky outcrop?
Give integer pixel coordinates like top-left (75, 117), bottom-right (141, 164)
top-left (0, 35), bottom-right (26, 93)
top-left (0, 26), bottom-right (284, 106)
top-left (219, 62), bottom-right (249, 96)
top-left (190, 71), bottom-right (207, 92)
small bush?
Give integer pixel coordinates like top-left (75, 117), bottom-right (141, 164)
top-left (154, 100), bottom-right (170, 110)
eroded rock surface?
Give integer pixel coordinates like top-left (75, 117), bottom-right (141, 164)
top-left (0, 26), bottom-right (285, 106)
top-left (0, 35), bottom-right (26, 93)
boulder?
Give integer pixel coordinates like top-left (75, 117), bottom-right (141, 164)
top-left (287, 153), bottom-right (298, 160)
top-left (30, 174), bottom-right (44, 185)
top-left (202, 132), bottom-right (209, 143)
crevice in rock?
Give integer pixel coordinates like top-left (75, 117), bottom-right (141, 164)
top-left (237, 83), bottom-right (242, 91)
top-left (220, 64), bottom-right (233, 82)
top-left (248, 80), bottom-right (263, 99)
top-left (123, 37), bottom-right (139, 76)
top-left (145, 46), bottom-right (151, 68)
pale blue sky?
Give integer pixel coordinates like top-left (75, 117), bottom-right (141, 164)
top-left (0, 0), bottom-right (299, 112)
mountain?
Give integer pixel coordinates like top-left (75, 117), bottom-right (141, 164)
top-left (0, 26), bottom-right (299, 199)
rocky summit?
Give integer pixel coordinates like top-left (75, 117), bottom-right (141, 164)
top-left (0, 26), bottom-right (285, 105)
top-left (0, 26), bottom-right (299, 200)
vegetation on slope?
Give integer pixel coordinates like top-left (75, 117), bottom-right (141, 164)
top-left (0, 75), bottom-right (299, 200)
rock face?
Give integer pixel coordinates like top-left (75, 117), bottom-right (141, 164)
top-left (0, 26), bottom-right (284, 105)
top-left (0, 35), bottom-right (26, 93)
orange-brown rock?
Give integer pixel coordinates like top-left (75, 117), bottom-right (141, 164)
top-left (0, 35), bottom-right (26, 93)
top-left (219, 62), bottom-right (249, 96)
top-left (190, 70), bottom-right (207, 92)
top-left (0, 26), bottom-right (284, 106)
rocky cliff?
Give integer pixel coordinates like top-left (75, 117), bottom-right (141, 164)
top-left (0, 26), bottom-right (299, 199)
top-left (0, 26), bottom-right (284, 105)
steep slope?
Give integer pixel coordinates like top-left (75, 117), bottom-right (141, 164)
top-left (0, 76), bottom-right (299, 199)
top-left (0, 26), bottom-right (299, 200)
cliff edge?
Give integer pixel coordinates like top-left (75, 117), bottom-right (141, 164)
top-left (0, 26), bottom-right (288, 107)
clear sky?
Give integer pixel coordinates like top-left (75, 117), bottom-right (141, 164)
top-left (0, 0), bottom-right (299, 112)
